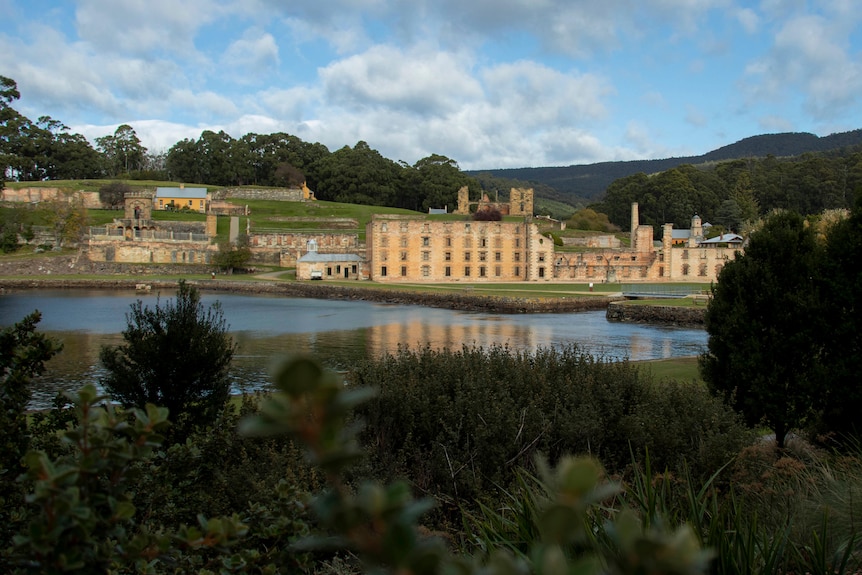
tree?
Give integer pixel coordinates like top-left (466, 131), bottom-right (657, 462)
top-left (96, 124), bottom-right (146, 176)
top-left (99, 281), bottom-right (236, 441)
top-left (213, 234), bottom-right (252, 274)
top-left (816, 192), bottom-right (862, 443)
top-left (700, 211), bottom-right (823, 449)
top-left (0, 312), bottom-right (61, 544)
top-left (43, 196), bottom-right (88, 247)
top-left (98, 181), bottom-right (132, 209)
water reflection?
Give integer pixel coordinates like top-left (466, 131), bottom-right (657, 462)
top-left (0, 289), bottom-right (707, 407)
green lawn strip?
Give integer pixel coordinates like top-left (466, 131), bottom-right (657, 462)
top-left (620, 297), bottom-right (710, 308)
top-left (635, 356), bottom-right (702, 382)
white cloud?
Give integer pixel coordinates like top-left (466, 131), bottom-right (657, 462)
top-left (736, 8), bottom-right (759, 33)
top-left (745, 14), bottom-right (862, 119)
top-left (320, 45), bottom-right (481, 115)
top-left (221, 30), bottom-right (280, 80)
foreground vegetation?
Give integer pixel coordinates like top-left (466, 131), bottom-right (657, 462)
top-left (3, 304), bottom-right (862, 573)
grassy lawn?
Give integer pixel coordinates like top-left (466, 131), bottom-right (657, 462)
top-left (636, 356), bottom-right (702, 382)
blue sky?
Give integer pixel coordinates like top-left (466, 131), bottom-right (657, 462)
top-left (2, 0), bottom-right (860, 170)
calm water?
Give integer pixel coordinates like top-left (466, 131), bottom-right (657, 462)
top-left (0, 288), bottom-right (708, 408)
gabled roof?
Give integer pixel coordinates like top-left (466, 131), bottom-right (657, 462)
top-left (155, 187), bottom-right (208, 199)
top-left (298, 252), bottom-right (363, 263)
top-left (699, 233), bottom-right (744, 245)
top-left (671, 229), bottom-right (691, 239)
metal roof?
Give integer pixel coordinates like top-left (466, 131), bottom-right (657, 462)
top-left (155, 187), bottom-right (208, 199)
top-left (298, 252), bottom-right (363, 263)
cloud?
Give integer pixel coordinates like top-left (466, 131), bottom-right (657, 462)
top-left (320, 45), bottom-right (481, 115)
top-left (735, 8), bottom-right (759, 33)
top-left (221, 29), bottom-right (280, 80)
top-left (744, 14), bottom-right (862, 119)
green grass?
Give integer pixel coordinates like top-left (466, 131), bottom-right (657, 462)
top-left (636, 356), bottom-right (702, 382)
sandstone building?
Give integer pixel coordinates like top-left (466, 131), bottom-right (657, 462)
top-left (363, 203), bottom-right (742, 284)
top-left (365, 215), bottom-right (554, 282)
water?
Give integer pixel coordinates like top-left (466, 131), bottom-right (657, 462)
top-left (0, 288), bottom-right (708, 408)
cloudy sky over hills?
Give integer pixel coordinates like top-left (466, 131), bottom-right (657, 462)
top-left (2, 0), bottom-right (860, 170)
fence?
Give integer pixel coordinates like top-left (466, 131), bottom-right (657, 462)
top-left (88, 227), bottom-right (210, 242)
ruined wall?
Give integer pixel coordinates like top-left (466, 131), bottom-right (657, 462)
top-left (87, 238), bottom-right (215, 265)
top-left (212, 188), bottom-right (305, 201)
top-left (249, 232), bottom-right (360, 266)
top-left (561, 235), bottom-right (621, 248)
top-left (1, 187), bottom-right (102, 208)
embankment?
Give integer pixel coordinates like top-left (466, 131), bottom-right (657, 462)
top-left (0, 277), bottom-right (617, 314)
top-left (606, 301), bottom-right (705, 326)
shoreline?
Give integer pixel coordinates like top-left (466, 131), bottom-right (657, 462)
top-left (0, 277), bottom-right (618, 314)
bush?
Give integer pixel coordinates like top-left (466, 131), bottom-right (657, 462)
top-left (348, 345), bottom-right (751, 512)
top-left (99, 280), bottom-right (236, 442)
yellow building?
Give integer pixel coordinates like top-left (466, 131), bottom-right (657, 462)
top-left (154, 186), bottom-right (209, 213)
top-left (366, 215), bottom-right (555, 282)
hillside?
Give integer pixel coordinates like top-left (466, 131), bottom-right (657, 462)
top-left (466, 129), bottom-right (862, 203)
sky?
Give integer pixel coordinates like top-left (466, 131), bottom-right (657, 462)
top-left (2, 0), bottom-right (861, 171)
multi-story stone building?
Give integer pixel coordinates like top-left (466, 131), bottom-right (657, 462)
top-left (366, 215), bottom-right (555, 282)
top-left (365, 203), bottom-right (743, 284)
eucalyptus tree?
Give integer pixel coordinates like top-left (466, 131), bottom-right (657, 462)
top-left (96, 124), bottom-right (146, 176)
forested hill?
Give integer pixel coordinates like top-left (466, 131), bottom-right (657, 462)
top-left (466, 129), bottom-right (862, 202)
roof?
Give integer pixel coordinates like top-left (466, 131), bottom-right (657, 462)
top-left (671, 229), bottom-right (691, 239)
top-left (699, 233), bottom-right (744, 245)
top-left (155, 187), bottom-right (208, 199)
top-left (298, 252), bottom-right (363, 263)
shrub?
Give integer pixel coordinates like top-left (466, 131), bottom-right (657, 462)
top-left (99, 280), bottom-right (236, 442)
top-left (348, 345), bottom-right (751, 514)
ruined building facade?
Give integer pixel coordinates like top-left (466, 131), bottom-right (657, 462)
top-left (365, 203), bottom-right (742, 284)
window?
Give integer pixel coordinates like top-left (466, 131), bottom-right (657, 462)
top-left (699, 263), bottom-right (708, 276)
top-left (464, 252), bottom-right (471, 261)
top-left (514, 253), bottom-right (520, 262)
top-left (400, 222), bottom-right (408, 232)
top-left (381, 236), bottom-right (389, 247)
top-left (682, 264), bottom-right (690, 276)
top-left (495, 266), bottom-right (501, 277)
top-left (514, 266), bottom-right (520, 277)
top-left (495, 252), bottom-right (502, 262)
top-left (480, 237), bottom-right (487, 248)
top-left (422, 251), bottom-right (430, 261)
top-left (380, 251), bottom-right (388, 261)
top-left (422, 236), bottom-right (430, 246)
top-left (479, 266), bottom-right (486, 277)
top-left (400, 251), bottom-right (407, 261)
top-left (464, 237), bottom-right (472, 248)
top-left (381, 222), bottom-right (388, 232)
top-left (445, 236), bottom-right (452, 247)
top-left (400, 236), bottom-right (408, 247)
top-left (538, 253), bottom-right (545, 263)
top-left (444, 252), bottom-right (452, 261)
top-left (188, 200), bottom-right (193, 206)
top-left (464, 266), bottom-right (471, 277)
top-left (682, 250), bottom-right (689, 260)
top-left (421, 265), bottom-right (430, 277)
top-left (494, 237), bottom-right (502, 248)
top-left (515, 238), bottom-right (521, 248)
top-left (479, 252), bottom-right (487, 262)
top-left (401, 266), bottom-right (407, 276)
top-left (381, 266), bottom-right (387, 277)
top-left (445, 266), bottom-right (451, 277)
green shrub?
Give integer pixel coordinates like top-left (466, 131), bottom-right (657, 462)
top-left (348, 345), bottom-right (751, 513)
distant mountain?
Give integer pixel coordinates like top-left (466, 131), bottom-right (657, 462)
top-left (466, 129), bottom-right (862, 203)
